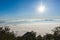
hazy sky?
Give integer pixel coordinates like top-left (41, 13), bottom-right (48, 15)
top-left (0, 0), bottom-right (60, 36)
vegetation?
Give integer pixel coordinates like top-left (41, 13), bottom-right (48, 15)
top-left (0, 26), bottom-right (60, 40)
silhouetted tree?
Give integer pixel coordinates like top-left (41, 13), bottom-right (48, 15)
top-left (16, 36), bottom-right (22, 40)
top-left (36, 35), bottom-right (43, 40)
top-left (0, 26), bottom-right (16, 40)
top-left (43, 34), bottom-right (54, 40)
top-left (53, 27), bottom-right (60, 40)
top-left (22, 31), bottom-right (36, 40)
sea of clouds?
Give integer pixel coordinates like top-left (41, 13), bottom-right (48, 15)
top-left (0, 18), bottom-right (60, 36)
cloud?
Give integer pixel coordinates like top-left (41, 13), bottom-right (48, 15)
top-left (0, 18), bottom-right (60, 36)
top-left (44, 19), bottom-right (54, 21)
top-left (0, 18), bottom-right (60, 24)
top-left (10, 22), bottom-right (60, 36)
top-left (0, 20), bottom-right (6, 23)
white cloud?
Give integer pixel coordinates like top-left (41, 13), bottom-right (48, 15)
top-left (9, 22), bottom-right (60, 36)
top-left (0, 18), bottom-right (60, 36)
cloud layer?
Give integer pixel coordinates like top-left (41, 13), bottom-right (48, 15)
top-left (0, 18), bottom-right (60, 24)
top-left (0, 18), bottom-right (60, 36)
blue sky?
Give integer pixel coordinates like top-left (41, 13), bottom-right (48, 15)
top-left (0, 0), bottom-right (60, 19)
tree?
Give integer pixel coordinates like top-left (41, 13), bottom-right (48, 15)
top-left (53, 27), bottom-right (60, 40)
top-left (22, 31), bottom-right (36, 40)
top-left (0, 27), bottom-right (16, 40)
top-left (36, 35), bottom-right (43, 40)
top-left (16, 36), bottom-right (22, 40)
top-left (43, 34), bottom-right (53, 40)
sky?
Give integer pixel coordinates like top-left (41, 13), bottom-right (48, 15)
top-left (0, 0), bottom-right (60, 18)
top-left (0, 0), bottom-right (60, 36)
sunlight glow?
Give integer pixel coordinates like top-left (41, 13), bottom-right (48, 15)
top-left (37, 5), bottom-right (45, 13)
